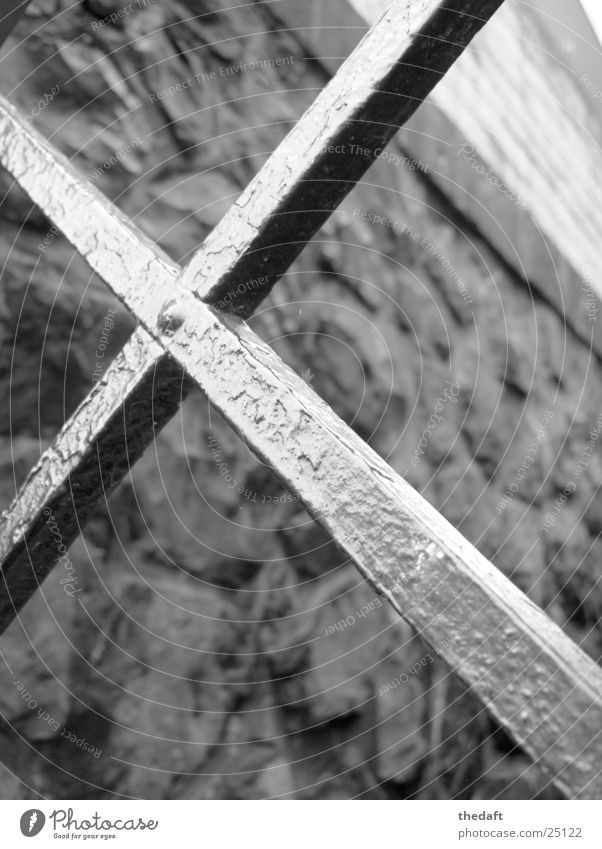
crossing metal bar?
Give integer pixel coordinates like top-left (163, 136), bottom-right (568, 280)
top-left (183, 0), bottom-right (505, 314)
top-left (0, 333), bottom-right (192, 630)
top-left (0, 0), bottom-right (503, 622)
top-left (0, 63), bottom-right (601, 798)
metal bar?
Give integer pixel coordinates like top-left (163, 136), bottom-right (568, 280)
top-left (182, 0), bottom-right (505, 314)
top-left (0, 0), bottom-right (505, 620)
top-left (1, 82), bottom-right (601, 799)
top-left (0, 332), bottom-right (192, 630)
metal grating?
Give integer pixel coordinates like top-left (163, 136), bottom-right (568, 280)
top-left (1, 0), bottom-right (601, 799)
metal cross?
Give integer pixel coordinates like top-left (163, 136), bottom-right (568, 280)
top-left (1, 0), bottom-right (601, 798)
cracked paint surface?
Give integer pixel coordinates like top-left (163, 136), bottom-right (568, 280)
top-left (1, 0), bottom-right (599, 800)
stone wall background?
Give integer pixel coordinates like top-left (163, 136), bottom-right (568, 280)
top-left (0, 0), bottom-right (600, 799)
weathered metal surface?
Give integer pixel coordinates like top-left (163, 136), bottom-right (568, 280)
top-left (0, 332), bottom-right (191, 629)
top-left (0, 0), bottom-right (506, 625)
top-left (269, 0), bottom-right (602, 359)
top-left (1, 87), bottom-right (602, 798)
top-left (167, 317), bottom-right (602, 801)
top-left (183, 0), bottom-right (505, 314)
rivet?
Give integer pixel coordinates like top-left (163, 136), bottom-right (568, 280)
top-left (157, 298), bottom-right (186, 336)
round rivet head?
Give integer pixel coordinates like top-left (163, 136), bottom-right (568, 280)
top-left (157, 298), bottom-right (186, 336)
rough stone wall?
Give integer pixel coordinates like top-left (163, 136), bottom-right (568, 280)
top-left (350, 0), bottom-right (602, 315)
top-left (0, 0), bottom-right (600, 799)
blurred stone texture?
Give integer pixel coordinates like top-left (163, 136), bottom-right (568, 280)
top-left (0, 0), bottom-right (600, 799)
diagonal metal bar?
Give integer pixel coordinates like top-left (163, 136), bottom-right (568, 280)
top-left (0, 0), bottom-right (504, 626)
top-left (1, 49), bottom-right (602, 799)
top-left (0, 332), bottom-right (193, 624)
top-left (182, 0), bottom-right (505, 314)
